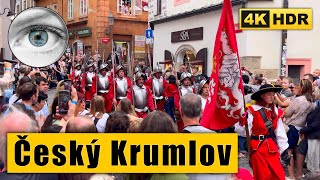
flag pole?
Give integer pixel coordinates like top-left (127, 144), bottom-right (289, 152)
top-left (242, 97), bottom-right (252, 159)
top-left (130, 50), bottom-right (135, 108)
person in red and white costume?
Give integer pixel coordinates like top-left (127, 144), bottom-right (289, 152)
top-left (235, 84), bottom-right (290, 180)
top-left (72, 63), bottom-right (83, 93)
top-left (91, 64), bottom-right (114, 113)
top-left (81, 63), bottom-right (95, 103)
top-left (127, 72), bottom-right (155, 118)
top-left (145, 65), bottom-right (167, 111)
top-left (113, 64), bottom-right (131, 105)
top-left (197, 79), bottom-right (209, 113)
top-left (179, 72), bottom-right (195, 96)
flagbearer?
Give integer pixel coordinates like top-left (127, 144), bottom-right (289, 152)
top-left (114, 64), bottom-right (131, 104)
top-left (81, 63), bottom-right (95, 104)
top-left (127, 72), bottom-right (155, 118)
top-left (235, 84), bottom-right (290, 180)
top-left (146, 65), bottom-right (167, 111)
top-left (92, 64), bottom-right (115, 113)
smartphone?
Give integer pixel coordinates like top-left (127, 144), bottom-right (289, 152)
top-left (58, 90), bottom-right (70, 114)
top-left (64, 79), bottom-right (72, 91)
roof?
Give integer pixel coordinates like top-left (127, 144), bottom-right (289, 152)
top-left (150, 0), bottom-right (245, 29)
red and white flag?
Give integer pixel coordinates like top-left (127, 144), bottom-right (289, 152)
top-left (200, 0), bottom-right (246, 130)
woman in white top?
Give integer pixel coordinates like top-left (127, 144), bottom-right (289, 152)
top-left (86, 96), bottom-right (109, 132)
top-left (75, 92), bottom-right (89, 116)
top-left (197, 79), bottom-right (209, 112)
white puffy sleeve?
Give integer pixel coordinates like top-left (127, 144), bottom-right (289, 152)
top-left (234, 112), bottom-right (253, 137)
top-left (275, 118), bottom-right (289, 154)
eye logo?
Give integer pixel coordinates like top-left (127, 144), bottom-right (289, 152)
top-left (29, 28), bottom-right (48, 47)
top-left (8, 7), bottom-right (68, 67)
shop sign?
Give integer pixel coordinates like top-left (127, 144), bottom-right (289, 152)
top-left (171, 27), bottom-right (203, 43)
top-left (77, 27), bottom-right (92, 37)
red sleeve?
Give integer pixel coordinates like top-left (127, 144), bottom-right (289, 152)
top-left (174, 90), bottom-right (180, 110)
top-left (163, 79), bottom-right (168, 87)
top-left (81, 73), bottom-right (86, 88)
top-left (91, 76), bottom-right (97, 94)
top-left (108, 76), bottom-right (115, 99)
top-left (147, 87), bottom-right (155, 111)
top-left (145, 78), bottom-right (152, 91)
top-left (127, 78), bottom-right (131, 90)
top-left (127, 88), bottom-right (133, 103)
top-left (164, 85), bottom-right (169, 97)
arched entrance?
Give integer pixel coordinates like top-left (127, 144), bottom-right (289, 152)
top-left (175, 45), bottom-right (196, 64)
top-left (71, 40), bottom-right (83, 55)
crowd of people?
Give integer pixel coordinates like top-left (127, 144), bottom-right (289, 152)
top-left (0, 52), bottom-right (319, 180)
top-left (238, 68), bottom-right (320, 180)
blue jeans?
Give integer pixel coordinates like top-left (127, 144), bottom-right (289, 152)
top-left (238, 136), bottom-right (247, 152)
top-left (164, 97), bottom-right (175, 123)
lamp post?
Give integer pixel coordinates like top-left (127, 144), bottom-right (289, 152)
top-left (107, 12), bottom-right (115, 66)
top-left (108, 12), bottom-right (115, 60)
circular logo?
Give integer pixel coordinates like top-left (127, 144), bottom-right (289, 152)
top-left (8, 7), bottom-right (68, 67)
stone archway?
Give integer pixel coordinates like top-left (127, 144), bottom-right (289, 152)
top-left (71, 40), bottom-right (83, 55)
top-left (175, 45), bottom-right (197, 65)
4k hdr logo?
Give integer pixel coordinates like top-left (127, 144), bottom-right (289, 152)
top-left (239, 9), bottom-right (312, 30)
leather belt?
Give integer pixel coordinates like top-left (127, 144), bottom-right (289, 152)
top-left (117, 96), bottom-right (126, 100)
top-left (98, 90), bottom-right (109, 94)
top-left (251, 135), bottom-right (272, 141)
top-left (135, 107), bottom-right (149, 112)
top-left (155, 96), bottom-right (164, 100)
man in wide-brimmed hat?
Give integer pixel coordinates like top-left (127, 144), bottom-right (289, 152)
top-left (235, 83), bottom-right (290, 180)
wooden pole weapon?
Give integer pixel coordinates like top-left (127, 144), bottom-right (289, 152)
top-left (130, 50), bottom-right (135, 108)
top-left (111, 40), bottom-right (116, 110)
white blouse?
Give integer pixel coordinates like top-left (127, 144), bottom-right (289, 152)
top-left (234, 104), bottom-right (289, 154)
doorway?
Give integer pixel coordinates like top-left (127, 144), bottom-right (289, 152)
top-left (288, 65), bottom-right (302, 85)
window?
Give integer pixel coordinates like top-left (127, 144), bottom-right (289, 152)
top-left (135, 0), bottom-right (142, 15)
top-left (80, 0), bottom-right (88, 16)
top-left (117, 0), bottom-right (142, 16)
top-left (53, 4), bottom-right (58, 12)
top-left (68, 0), bottom-right (73, 19)
top-left (156, 0), bottom-right (162, 15)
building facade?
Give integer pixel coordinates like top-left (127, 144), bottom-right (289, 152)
top-left (34, 0), bottom-right (149, 65)
top-left (149, 0), bottom-right (320, 83)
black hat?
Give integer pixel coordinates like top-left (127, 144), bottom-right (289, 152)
top-left (251, 84), bottom-right (283, 100)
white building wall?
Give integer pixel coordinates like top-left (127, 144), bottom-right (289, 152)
top-left (287, 0), bottom-right (320, 71)
top-left (0, 0), bottom-right (13, 60)
top-left (244, 0), bottom-right (283, 70)
top-left (153, 5), bottom-right (244, 74)
top-left (152, 0), bottom-right (319, 76)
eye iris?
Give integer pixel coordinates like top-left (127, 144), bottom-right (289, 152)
top-left (29, 30), bottom-right (48, 47)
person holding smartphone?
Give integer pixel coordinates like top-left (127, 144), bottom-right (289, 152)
top-left (0, 62), bottom-right (13, 88)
